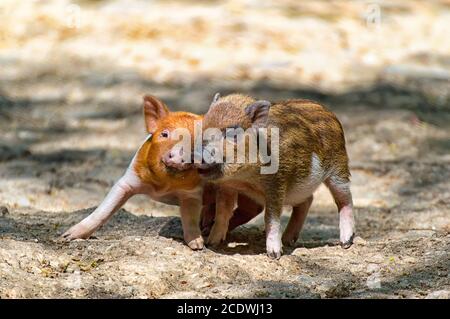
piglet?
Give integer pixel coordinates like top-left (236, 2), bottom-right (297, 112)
top-left (63, 95), bottom-right (262, 249)
top-left (168, 94), bottom-right (355, 258)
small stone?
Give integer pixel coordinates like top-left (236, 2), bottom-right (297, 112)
top-left (0, 206), bottom-right (9, 216)
top-left (315, 281), bottom-right (335, 298)
top-left (315, 280), bottom-right (351, 298)
top-left (17, 197), bottom-right (30, 207)
top-left (366, 263), bottom-right (380, 274)
top-left (297, 274), bottom-right (316, 288)
top-left (353, 236), bottom-right (367, 245)
top-left (228, 242), bottom-right (237, 248)
top-left (195, 282), bottom-right (212, 289)
top-left (425, 290), bottom-right (449, 299)
top-left (292, 247), bottom-right (309, 256)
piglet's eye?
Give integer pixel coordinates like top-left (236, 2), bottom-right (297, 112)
top-left (160, 130), bottom-right (170, 138)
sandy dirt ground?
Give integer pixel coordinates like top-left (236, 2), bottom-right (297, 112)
top-left (0, 0), bottom-right (449, 298)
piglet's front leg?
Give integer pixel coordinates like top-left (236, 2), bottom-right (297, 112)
top-left (180, 197), bottom-right (204, 250)
top-left (62, 170), bottom-right (139, 240)
top-left (207, 188), bottom-right (237, 247)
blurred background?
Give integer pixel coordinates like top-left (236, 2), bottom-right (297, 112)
top-left (1, 0), bottom-right (449, 219)
top-left (0, 0), bottom-right (449, 299)
top-left (1, 0), bottom-right (449, 215)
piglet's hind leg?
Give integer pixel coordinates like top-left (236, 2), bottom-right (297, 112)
top-left (62, 171), bottom-right (138, 240)
top-left (282, 195), bottom-right (313, 247)
top-left (325, 176), bottom-right (355, 248)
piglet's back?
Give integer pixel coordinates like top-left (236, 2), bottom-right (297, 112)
top-left (269, 99), bottom-right (350, 179)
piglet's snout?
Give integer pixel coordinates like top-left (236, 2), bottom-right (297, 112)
top-left (162, 146), bottom-right (192, 171)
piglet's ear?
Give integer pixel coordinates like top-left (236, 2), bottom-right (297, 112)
top-left (143, 95), bottom-right (170, 133)
top-left (244, 100), bottom-right (271, 127)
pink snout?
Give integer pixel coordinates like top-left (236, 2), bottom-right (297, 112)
top-left (162, 146), bottom-right (193, 171)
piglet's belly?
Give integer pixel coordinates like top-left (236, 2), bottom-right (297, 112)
top-left (284, 153), bottom-right (327, 206)
top-left (284, 179), bottom-right (323, 206)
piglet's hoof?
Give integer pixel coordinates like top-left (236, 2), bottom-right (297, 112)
top-left (281, 233), bottom-right (299, 247)
top-left (340, 233), bottom-right (355, 249)
top-left (186, 236), bottom-right (204, 250)
top-left (267, 249), bottom-right (282, 260)
top-left (62, 222), bottom-right (95, 241)
top-left (266, 242), bottom-right (283, 260)
top-left (206, 227), bottom-right (227, 248)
